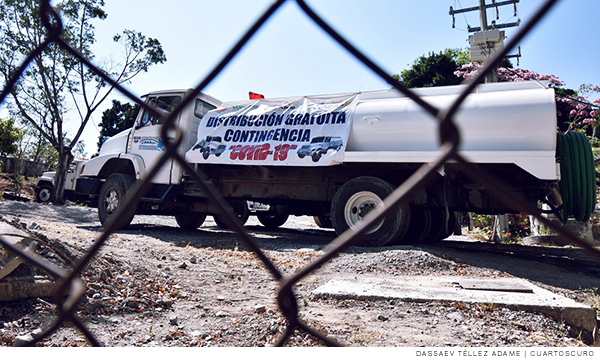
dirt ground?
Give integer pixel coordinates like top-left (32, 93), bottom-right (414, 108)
top-left (0, 177), bottom-right (599, 347)
top-left (0, 200), bottom-right (598, 347)
top-left (0, 174), bottom-right (36, 200)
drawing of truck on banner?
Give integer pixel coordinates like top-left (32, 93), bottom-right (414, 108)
top-left (297, 136), bottom-right (344, 162)
top-left (192, 136), bottom-right (227, 159)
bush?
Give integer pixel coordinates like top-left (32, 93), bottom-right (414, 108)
top-left (469, 213), bottom-right (530, 242)
top-left (6, 173), bottom-right (24, 193)
top-left (472, 214), bottom-right (492, 231)
top-left (508, 213), bottom-right (530, 239)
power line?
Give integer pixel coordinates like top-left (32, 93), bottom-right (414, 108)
top-left (449, 0), bottom-right (522, 81)
top-left (450, 0), bottom-right (520, 32)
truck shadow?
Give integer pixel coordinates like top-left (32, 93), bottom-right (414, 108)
top-left (80, 221), bottom-right (338, 252)
top-left (420, 241), bottom-right (600, 292)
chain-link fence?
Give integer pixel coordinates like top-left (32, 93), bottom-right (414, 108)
top-left (1, 0), bottom-right (599, 347)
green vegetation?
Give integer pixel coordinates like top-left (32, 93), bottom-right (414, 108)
top-left (393, 48), bottom-right (470, 88)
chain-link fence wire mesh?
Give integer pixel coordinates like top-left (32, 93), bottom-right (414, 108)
top-left (1, 0), bottom-right (599, 347)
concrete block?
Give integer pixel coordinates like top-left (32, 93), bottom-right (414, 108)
top-left (0, 275), bottom-right (55, 302)
top-left (529, 215), bottom-right (596, 246)
top-left (0, 222), bottom-right (38, 280)
top-left (311, 275), bottom-right (597, 335)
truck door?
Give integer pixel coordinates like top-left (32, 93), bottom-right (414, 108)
top-left (65, 162), bottom-right (78, 191)
top-left (128, 95), bottom-right (182, 184)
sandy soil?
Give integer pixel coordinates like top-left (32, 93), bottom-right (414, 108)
top-left (0, 197), bottom-right (598, 347)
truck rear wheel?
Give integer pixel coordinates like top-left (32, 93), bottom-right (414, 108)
top-left (421, 209), bottom-right (457, 244)
top-left (175, 212), bottom-right (207, 229)
top-left (214, 200), bottom-right (250, 229)
top-left (331, 176), bottom-right (410, 247)
top-left (389, 207), bottom-right (431, 245)
top-left (257, 213), bottom-right (289, 228)
top-left (314, 214), bottom-right (333, 229)
top-left (35, 184), bottom-right (53, 203)
top-left (98, 173), bottom-right (135, 230)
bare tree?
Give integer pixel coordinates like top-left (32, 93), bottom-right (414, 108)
top-left (0, 0), bottom-right (166, 203)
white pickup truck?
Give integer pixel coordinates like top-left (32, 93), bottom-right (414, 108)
top-left (76, 81), bottom-right (595, 246)
top-left (34, 159), bottom-right (90, 204)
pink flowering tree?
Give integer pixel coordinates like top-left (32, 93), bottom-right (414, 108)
top-left (559, 84), bottom-right (600, 145)
top-left (454, 62), bottom-right (564, 86)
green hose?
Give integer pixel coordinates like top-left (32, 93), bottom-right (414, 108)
top-left (566, 132), bottom-right (578, 216)
top-left (556, 131), bottom-right (596, 223)
top-left (556, 133), bottom-right (567, 221)
top-left (571, 131), bottom-right (585, 220)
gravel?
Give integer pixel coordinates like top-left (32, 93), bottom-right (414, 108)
top-left (0, 199), bottom-right (598, 347)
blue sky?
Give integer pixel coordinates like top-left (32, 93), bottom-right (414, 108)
top-left (15, 0), bottom-right (600, 156)
top-left (91, 0), bottom-right (597, 97)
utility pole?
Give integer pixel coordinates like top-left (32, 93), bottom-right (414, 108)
top-left (478, 0), bottom-right (489, 32)
top-left (450, 0), bottom-right (521, 83)
top-left (480, 0), bottom-right (496, 83)
top-left (450, 1), bottom-right (521, 240)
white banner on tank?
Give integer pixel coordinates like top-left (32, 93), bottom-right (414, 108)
top-left (185, 94), bottom-right (360, 166)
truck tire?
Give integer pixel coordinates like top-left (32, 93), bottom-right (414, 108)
top-left (331, 176), bottom-right (410, 247)
top-left (98, 173), bottom-right (135, 230)
top-left (35, 184), bottom-right (53, 203)
top-left (214, 200), bottom-right (250, 228)
top-left (313, 215), bottom-right (333, 229)
top-left (175, 212), bottom-right (207, 229)
top-left (389, 207), bottom-right (431, 245)
top-left (442, 211), bottom-right (459, 238)
top-left (311, 152), bottom-right (322, 162)
top-left (421, 209), bottom-right (457, 244)
top-left (257, 213), bottom-right (289, 228)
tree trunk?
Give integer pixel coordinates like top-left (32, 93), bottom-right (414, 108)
top-left (52, 149), bottom-right (74, 205)
top-left (491, 214), bottom-right (509, 242)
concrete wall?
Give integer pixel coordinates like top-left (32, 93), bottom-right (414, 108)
top-left (0, 156), bottom-right (48, 177)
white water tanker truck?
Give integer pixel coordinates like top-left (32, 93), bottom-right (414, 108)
top-left (74, 81), bottom-right (595, 246)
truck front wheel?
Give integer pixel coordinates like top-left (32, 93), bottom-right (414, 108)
top-left (98, 174), bottom-right (135, 230)
top-left (35, 184), bottom-right (53, 203)
top-left (331, 176), bottom-right (410, 247)
top-left (175, 212), bottom-right (207, 229)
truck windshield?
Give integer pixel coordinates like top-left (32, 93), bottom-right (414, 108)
top-left (194, 99), bottom-right (217, 119)
top-left (139, 95), bottom-right (182, 127)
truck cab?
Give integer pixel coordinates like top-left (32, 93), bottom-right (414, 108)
top-left (82, 90), bottom-right (219, 184)
top-left (77, 90), bottom-right (220, 227)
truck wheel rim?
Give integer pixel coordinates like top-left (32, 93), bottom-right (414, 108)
top-left (344, 191), bottom-right (383, 234)
top-left (39, 189), bottom-right (51, 202)
top-left (105, 188), bottom-right (119, 214)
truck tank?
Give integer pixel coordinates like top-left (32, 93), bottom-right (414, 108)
top-left (343, 81), bottom-right (558, 180)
